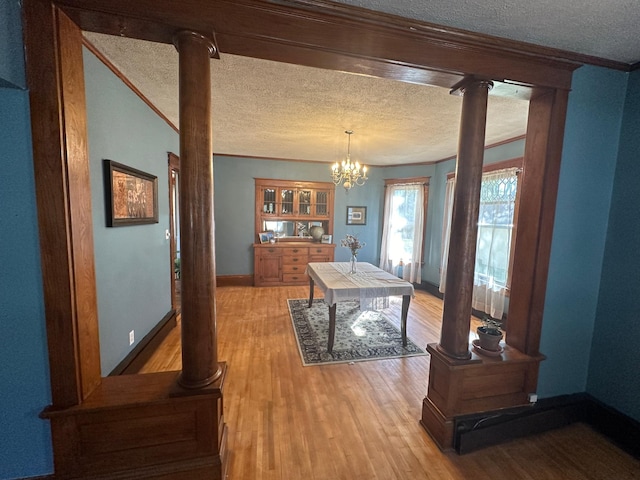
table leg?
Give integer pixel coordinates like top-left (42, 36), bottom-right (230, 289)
top-left (328, 303), bottom-right (337, 353)
top-left (401, 295), bottom-right (411, 347)
top-left (308, 278), bottom-right (315, 308)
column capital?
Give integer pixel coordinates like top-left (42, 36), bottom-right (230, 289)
top-left (173, 30), bottom-right (219, 58)
top-left (450, 77), bottom-right (494, 96)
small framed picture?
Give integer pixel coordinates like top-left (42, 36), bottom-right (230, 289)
top-left (346, 206), bottom-right (367, 225)
top-left (258, 231), bottom-right (272, 244)
top-left (321, 234), bottom-right (332, 244)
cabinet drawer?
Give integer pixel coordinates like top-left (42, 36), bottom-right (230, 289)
top-left (281, 247), bottom-right (308, 256)
top-left (309, 246), bottom-right (333, 255)
top-left (283, 254), bottom-right (309, 265)
top-left (283, 273), bottom-right (308, 283)
top-left (260, 246), bottom-right (282, 256)
top-left (283, 264), bottom-right (306, 274)
top-left (309, 255), bottom-right (331, 263)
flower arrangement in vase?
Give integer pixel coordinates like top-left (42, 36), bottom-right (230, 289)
top-left (341, 234), bottom-right (365, 274)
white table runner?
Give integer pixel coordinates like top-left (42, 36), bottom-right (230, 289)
top-left (306, 262), bottom-right (415, 308)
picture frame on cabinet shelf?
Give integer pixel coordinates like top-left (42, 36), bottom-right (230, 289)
top-left (259, 231), bottom-right (274, 244)
top-left (346, 206), bottom-right (367, 225)
top-left (321, 234), bottom-right (332, 244)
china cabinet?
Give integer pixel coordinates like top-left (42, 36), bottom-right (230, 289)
top-left (254, 178), bottom-right (335, 286)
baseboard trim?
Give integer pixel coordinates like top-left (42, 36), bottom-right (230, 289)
top-left (417, 281), bottom-right (443, 298)
top-left (587, 396), bottom-right (640, 459)
top-left (109, 309), bottom-right (178, 376)
top-left (454, 393), bottom-right (640, 459)
top-left (216, 274), bottom-right (253, 287)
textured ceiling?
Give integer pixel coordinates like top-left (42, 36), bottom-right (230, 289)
top-left (336, 0), bottom-right (640, 64)
top-left (84, 31), bottom-right (529, 166)
top-left (84, 0), bottom-right (639, 167)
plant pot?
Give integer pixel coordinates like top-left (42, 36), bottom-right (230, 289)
top-left (476, 326), bottom-right (503, 352)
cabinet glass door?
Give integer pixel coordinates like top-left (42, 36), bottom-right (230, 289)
top-left (281, 189), bottom-right (295, 215)
top-left (315, 190), bottom-right (329, 216)
top-left (263, 188), bottom-right (276, 214)
top-left (298, 190), bottom-right (311, 216)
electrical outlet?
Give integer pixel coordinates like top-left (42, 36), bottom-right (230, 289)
top-left (129, 330), bottom-right (135, 346)
top-left (528, 393), bottom-right (538, 404)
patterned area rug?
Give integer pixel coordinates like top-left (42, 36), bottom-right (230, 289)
top-left (287, 298), bottom-right (427, 366)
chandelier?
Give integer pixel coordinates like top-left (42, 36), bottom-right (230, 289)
top-left (331, 130), bottom-right (368, 190)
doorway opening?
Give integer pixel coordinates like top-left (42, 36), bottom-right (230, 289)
top-left (169, 152), bottom-right (181, 313)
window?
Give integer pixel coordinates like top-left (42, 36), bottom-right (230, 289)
top-left (379, 178), bottom-right (429, 284)
top-left (476, 169), bottom-right (518, 288)
top-left (440, 164), bottom-right (521, 319)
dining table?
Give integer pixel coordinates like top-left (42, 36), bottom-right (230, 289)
top-left (305, 261), bottom-right (415, 353)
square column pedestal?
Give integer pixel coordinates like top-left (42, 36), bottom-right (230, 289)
top-left (43, 365), bottom-right (228, 479)
top-left (421, 343), bottom-right (544, 450)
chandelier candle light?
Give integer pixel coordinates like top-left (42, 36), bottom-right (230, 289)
top-left (331, 130), bottom-right (368, 190)
top-left (341, 234), bottom-right (365, 274)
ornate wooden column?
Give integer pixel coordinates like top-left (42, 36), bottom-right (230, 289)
top-left (174, 31), bottom-right (222, 389)
top-left (437, 78), bottom-right (492, 360)
top-left (421, 78), bottom-right (545, 451)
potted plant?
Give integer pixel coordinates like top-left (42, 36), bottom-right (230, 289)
top-left (476, 315), bottom-right (503, 352)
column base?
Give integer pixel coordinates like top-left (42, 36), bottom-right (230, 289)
top-left (420, 397), bottom-right (455, 451)
top-left (43, 366), bottom-right (228, 479)
top-left (421, 343), bottom-right (544, 450)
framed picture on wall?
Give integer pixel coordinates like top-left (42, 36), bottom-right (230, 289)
top-left (103, 160), bottom-right (158, 227)
top-left (346, 206), bottom-right (367, 225)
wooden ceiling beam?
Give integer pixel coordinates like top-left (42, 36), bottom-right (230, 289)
top-left (55, 0), bottom-right (578, 91)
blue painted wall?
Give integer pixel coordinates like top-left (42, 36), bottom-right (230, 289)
top-left (0, 2), bottom-right (51, 472)
top-left (0, 87), bottom-right (53, 479)
top-left (333, 168), bottom-right (385, 264)
top-left (84, 48), bottom-right (179, 375)
top-left (588, 68), bottom-right (640, 421)
top-left (538, 65), bottom-right (627, 398)
top-left (0, 2), bottom-right (53, 477)
top-left (0, 0), bottom-right (25, 88)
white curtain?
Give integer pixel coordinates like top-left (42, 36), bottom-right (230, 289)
top-left (440, 168), bottom-right (518, 319)
top-left (379, 183), bottom-right (424, 284)
top-left (439, 177), bottom-right (455, 294)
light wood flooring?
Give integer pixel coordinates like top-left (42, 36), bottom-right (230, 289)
top-left (140, 286), bottom-right (640, 479)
